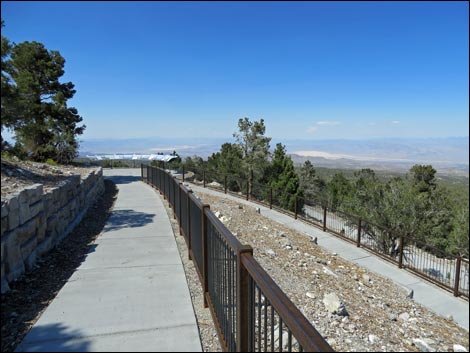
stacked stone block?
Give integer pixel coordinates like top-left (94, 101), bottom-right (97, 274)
top-left (1, 168), bottom-right (105, 293)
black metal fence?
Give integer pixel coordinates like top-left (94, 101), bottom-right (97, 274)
top-left (142, 165), bottom-right (333, 352)
top-left (161, 165), bottom-right (469, 300)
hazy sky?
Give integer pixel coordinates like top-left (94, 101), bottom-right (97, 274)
top-left (2, 1), bottom-right (468, 141)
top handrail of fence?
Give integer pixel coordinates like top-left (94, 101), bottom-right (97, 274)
top-left (204, 207), bottom-right (245, 254)
top-left (189, 191), bottom-right (205, 210)
top-left (179, 181), bottom-right (192, 195)
top-left (241, 254), bottom-right (334, 352)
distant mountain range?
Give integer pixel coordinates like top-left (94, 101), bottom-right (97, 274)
top-left (284, 137), bottom-right (469, 175)
top-left (79, 136), bottom-right (469, 175)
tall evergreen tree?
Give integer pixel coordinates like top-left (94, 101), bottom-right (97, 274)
top-left (207, 143), bottom-right (244, 191)
top-left (1, 20), bottom-right (16, 148)
top-left (298, 160), bottom-right (328, 206)
top-left (4, 40), bottom-right (85, 162)
top-left (233, 117), bottom-right (271, 195)
top-left (263, 143), bottom-right (302, 212)
top-left (327, 172), bottom-right (352, 211)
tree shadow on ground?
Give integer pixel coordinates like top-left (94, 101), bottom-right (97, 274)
top-left (105, 175), bottom-right (142, 185)
top-left (103, 209), bottom-right (156, 232)
top-left (1, 179), bottom-right (118, 352)
top-left (15, 323), bottom-right (91, 352)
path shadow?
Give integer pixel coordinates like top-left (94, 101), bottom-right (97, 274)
top-left (15, 323), bottom-right (91, 352)
top-left (104, 209), bottom-right (156, 232)
top-left (105, 175), bottom-right (141, 185)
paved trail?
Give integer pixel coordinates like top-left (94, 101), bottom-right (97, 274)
top-left (17, 169), bottom-right (201, 352)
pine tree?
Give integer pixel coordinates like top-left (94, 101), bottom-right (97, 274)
top-left (264, 143), bottom-right (302, 212)
top-left (4, 39), bottom-right (85, 162)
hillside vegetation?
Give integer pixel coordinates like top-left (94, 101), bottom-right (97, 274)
top-left (161, 118), bottom-right (468, 259)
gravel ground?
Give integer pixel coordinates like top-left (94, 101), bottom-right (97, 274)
top-left (0, 179), bottom-right (118, 352)
top-left (191, 190), bottom-right (469, 353)
top-left (1, 157), bottom-right (95, 198)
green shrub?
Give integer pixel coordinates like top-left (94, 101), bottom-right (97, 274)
top-left (45, 158), bottom-right (58, 166)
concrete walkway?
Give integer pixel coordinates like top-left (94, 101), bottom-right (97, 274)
top-left (187, 182), bottom-right (470, 331)
top-left (17, 169), bottom-right (202, 352)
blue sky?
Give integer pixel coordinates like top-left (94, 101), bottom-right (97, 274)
top-left (1, 1), bottom-right (469, 141)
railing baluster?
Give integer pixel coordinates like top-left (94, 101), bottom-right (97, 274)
top-left (454, 256), bottom-right (462, 297)
top-left (151, 167), bottom-right (335, 352)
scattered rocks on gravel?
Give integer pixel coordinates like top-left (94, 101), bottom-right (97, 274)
top-left (191, 190), bottom-right (469, 352)
top-left (1, 157), bottom-right (96, 198)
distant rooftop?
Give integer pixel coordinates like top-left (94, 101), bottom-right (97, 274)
top-left (86, 154), bottom-right (178, 162)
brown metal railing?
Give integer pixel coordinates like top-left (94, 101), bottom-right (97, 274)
top-left (171, 164), bottom-right (469, 300)
top-left (143, 165), bottom-right (333, 352)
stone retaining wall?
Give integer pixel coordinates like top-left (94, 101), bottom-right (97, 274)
top-left (1, 168), bottom-right (105, 293)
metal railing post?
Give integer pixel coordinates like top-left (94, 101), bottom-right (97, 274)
top-left (202, 204), bottom-right (210, 307)
top-left (294, 196), bottom-right (298, 219)
top-left (237, 246), bottom-right (254, 352)
top-left (178, 182), bottom-right (183, 235)
top-left (182, 167), bottom-right (185, 182)
top-left (398, 235), bottom-right (405, 269)
top-left (269, 187), bottom-right (273, 209)
top-left (173, 177), bottom-right (176, 219)
top-left (203, 170), bottom-right (206, 188)
top-left (323, 206), bottom-right (327, 231)
top-left (187, 189), bottom-right (192, 260)
top-left (163, 169), bottom-right (167, 199)
top-left (357, 219), bottom-right (362, 248)
top-left (454, 256), bottom-right (462, 297)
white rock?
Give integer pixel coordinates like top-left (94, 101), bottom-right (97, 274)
top-left (306, 292), bottom-right (315, 299)
top-left (323, 292), bottom-right (348, 316)
top-left (362, 274), bottom-right (371, 282)
top-left (399, 312), bottom-right (410, 321)
top-left (266, 249), bottom-right (276, 258)
top-left (453, 344), bottom-right (468, 352)
top-left (322, 266), bottom-right (339, 278)
top-left (368, 334), bottom-right (378, 344)
top-left (413, 338), bottom-right (434, 352)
